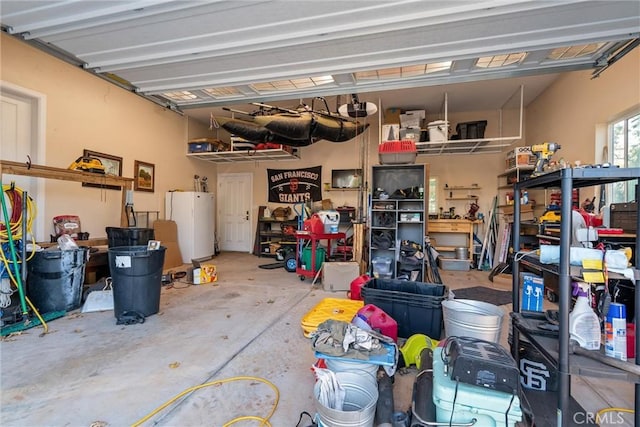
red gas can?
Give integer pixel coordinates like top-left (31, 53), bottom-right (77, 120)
top-left (349, 274), bottom-right (370, 301)
top-left (303, 214), bottom-right (325, 235)
top-left (357, 304), bottom-right (398, 342)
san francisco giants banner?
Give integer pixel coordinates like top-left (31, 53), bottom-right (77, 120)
top-left (267, 166), bottom-right (322, 203)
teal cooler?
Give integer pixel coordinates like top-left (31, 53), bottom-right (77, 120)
top-left (108, 246), bottom-right (165, 318)
top-left (433, 346), bottom-right (523, 426)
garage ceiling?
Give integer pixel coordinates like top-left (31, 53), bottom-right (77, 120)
top-left (2, 0), bottom-right (638, 148)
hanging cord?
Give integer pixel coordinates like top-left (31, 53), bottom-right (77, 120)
top-left (131, 376), bottom-right (279, 427)
top-left (1, 184), bottom-right (38, 288)
top-left (0, 182), bottom-right (47, 332)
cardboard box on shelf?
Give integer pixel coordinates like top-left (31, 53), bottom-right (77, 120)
top-left (400, 110), bottom-right (425, 128)
top-left (506, 146), bottom-right (536, 170)
top-left (384, 108), bottom-right (401, 124)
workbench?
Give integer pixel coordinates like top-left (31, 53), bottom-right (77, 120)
top-left (427, 219), bottom-right (480, 260)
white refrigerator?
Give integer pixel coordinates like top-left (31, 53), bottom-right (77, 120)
top-left (165, 191), bottom-right (215, 263)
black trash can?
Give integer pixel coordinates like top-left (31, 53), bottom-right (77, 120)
top-left (27, 247), bottom-right (89, 313)
top-left (108, 246), bottom-right (166, 319)
top-left (106, 227), bottom-right (154, 248)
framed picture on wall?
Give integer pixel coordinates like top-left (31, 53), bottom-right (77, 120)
top-left (82, 149), bottom-right (123, 190)
top-left (134, 160), bottom-right (155, 192)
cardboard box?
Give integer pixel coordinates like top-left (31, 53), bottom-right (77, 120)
top-left (506, 146), bottom-right (536, 170)
top-left (384, 108), bottom-right (402, 124)
top-left (322, 261), bottom-right (360, 292)
top-left (400, 110), bottom-right (425, 128)
top-left (152, 220), bottom-right (184, 270)
top-left (193, 264), bottom-right (217, 284)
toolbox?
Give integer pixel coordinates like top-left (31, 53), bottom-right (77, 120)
top-left (610, 202), bottom-right (637, 232)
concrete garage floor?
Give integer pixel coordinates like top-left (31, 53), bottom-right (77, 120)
top-left (0, 252), bottom-right (634, 426)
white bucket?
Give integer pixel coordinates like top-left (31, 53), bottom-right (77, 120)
top-left (442, 299), bottom-right (505, 343)
top-left (314, 370), bottom-right (379, 427)
top-left (325, 358), bottom-right (379, 377)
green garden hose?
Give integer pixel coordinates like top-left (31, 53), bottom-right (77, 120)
top-left (0, 180), bottom-right (28, 315)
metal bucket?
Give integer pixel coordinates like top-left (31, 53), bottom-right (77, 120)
top-left (325, 358), bottom-right (379, 377)
top-left (314, 370), bottom-right (378, 427)
top-left (455, 247), bottom-right (469, 260)
top-left (442, 299), bottom-right (504, 343)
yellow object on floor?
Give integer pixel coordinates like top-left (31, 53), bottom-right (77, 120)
top-left (400, 333), bottom-right (439, 368)
top-left (301, 298), bottom-right (364, 338)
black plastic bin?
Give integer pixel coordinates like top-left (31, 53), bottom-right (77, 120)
top-left (27, 247), bottom-right (89, 313)
top-left (108, 246), bottom-right (166, 318)
top-left (361, 278), bottom-right (447, 339)
top-left (456, 120), bottom-right (487, 140)
top-left (106, 227), bottom-right (154, 248)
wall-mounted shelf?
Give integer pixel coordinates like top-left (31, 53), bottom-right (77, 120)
top-left (0, 159), bottom-right (133, 227)
top-left (187, 147), bottom-right (300, 164)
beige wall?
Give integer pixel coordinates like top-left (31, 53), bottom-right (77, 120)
top-left (1, 34), bottom-right (215, 240)
top-left (526, 48), bottom-right (640, 165)
top-left (2, 32), bottom-right (638, 242)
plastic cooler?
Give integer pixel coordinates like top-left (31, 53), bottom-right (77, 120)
top-left (361, 278), bottom-right (446, 339)
top-left (433, 346), bottom-right (523, 426)
top-left (300, 298), bottom-right (364, 337)
top-left (378, 140), bottom-right (417, 165)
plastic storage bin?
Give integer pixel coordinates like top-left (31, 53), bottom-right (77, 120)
top-left (378, 140), bottom-right (417, 165)
top-left (455, 120), bottom-right (487, 139)
top-left (360, 278), bottom-right (447, 339)
top-left (371, 256), bottom-right (392, 278)
top-left (106, 227), bottom-right (155, 248)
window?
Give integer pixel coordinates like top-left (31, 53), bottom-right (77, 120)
top-left (428, 177), bottom-right (438, 214)
top-left (610, 111), bottom-right (640, 203)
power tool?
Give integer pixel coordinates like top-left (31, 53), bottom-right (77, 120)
top-left (531, 142), bottom-right (561, 175)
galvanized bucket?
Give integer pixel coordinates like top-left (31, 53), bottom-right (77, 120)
top-left (442, 299), bottom-right (504, 343)
top-left (314, 370), bottom-right (378, 427)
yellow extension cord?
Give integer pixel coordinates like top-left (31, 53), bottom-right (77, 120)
top-left (1, 184), bottom-right (47, 333)
top-left (595, 407), bottom-right (634, 422)
top-left (131, 376), bottom-right (279, 427)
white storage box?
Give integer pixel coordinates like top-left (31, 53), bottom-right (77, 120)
top-left (433, 347), bottom-right (523, 427)
top-left (427, 120), bottom-right (448, 143)
top-left (322, 261), bottom-right (360, 292)
top-left (317, 210), bottom-right (340, 233)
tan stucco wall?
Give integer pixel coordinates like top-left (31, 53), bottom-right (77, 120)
top-left (526, 48), bottom-right (640, 165)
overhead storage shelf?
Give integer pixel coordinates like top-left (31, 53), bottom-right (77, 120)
top-left (417, 85), bottom-right (524, 156)
top-left (187, 148), bottom-right (300, 164)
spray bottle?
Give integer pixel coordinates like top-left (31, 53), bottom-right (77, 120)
top-left (569, 282), bottom-right (601, 350)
